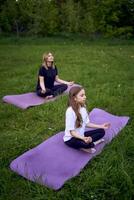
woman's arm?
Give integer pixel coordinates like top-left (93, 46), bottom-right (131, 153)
top-left (86, 122), bottom-right (110, 129)
top-left (39, 76), bottom-right (46, 93)
top-left (55, 75), bottom-right (74, 86)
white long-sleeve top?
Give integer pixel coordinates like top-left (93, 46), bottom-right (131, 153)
top-left (63, 106), bottom-right (90, 142)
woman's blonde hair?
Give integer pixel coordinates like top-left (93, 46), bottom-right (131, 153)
top-left (42, 52), bottom-right (55, 69)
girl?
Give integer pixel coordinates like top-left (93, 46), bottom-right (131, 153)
top-left (36, 52), bottom-right (74, 99)
top-left (63, 86), bottom-right (110, 153)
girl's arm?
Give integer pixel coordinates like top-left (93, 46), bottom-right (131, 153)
top-left (65, 109), bottom-right (92, 144)
top-left (70, 130), bottom-right (92, 143)
top-left (70, 130), bottom-right (84, 140)
top-left (39, 76), bottom-right (46, 93)
top-left (86, 122), bottom-right (110, 129)
top-left (55, 75), bottom-right (74, 86)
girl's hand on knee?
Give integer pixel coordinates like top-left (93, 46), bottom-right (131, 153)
top-left (83, 136), bottom-right (92, 143)
top-left (101, 123), bottom-right (111, 129)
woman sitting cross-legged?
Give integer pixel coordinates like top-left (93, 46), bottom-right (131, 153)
top-left (36, 52), bottom-right (74, 99)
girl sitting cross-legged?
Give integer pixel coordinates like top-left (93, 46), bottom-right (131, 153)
top-left (63, 86), bottom-right (110, 153)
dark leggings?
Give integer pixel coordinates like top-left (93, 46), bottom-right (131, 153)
top-left (36, 84), bottom-right (68, 97)
top-left (65, 128), bottom-right (105, 149)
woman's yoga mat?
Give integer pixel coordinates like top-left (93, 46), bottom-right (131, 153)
top-left (2, 84), bottom-right (79, 109)
top-left (10, 108), bottom-right (129, 190)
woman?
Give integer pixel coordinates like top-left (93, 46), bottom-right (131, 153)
top-left (36, 52), bottom-right (74, 99)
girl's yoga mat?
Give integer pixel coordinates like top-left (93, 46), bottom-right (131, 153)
top-left (10, 108), bottom-right (129, 190)
top-left (2, 83), bottom-right (79, 109)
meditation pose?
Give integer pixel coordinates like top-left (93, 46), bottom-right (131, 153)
top-left (36, 52), bottom-right (74, 99)
top-left (63, 86), bottom-right (110, 153)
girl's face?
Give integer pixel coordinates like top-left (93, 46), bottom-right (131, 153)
top-left (75, 89), bottom-right (86, 105)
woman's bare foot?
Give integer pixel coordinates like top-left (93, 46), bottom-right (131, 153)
top-left (94, 138), bottom-right (105, 146)
top-left (45, 95), bottom-right (53, 100)
top-left (80, 148), bottom-right (96, 154)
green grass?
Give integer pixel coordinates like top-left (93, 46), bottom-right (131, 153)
top-left (0, 36), bottom-right (134, 200)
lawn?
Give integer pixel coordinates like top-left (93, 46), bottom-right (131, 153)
top-left (0, 36), bottom-right (134, 200)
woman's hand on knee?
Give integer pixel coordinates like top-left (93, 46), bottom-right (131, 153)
top-left (41, 89), bottom-right (46, 94)
top-left (67, 81), bottom-right (74, 86)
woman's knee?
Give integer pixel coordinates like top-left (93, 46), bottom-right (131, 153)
top-left (36, 90), bottom-right (44, 97)
top-left (61, 84), bottom-right (68, 90)
top-left (36, 89), bottom-right (53, 97)
top-left (46, 88), bottom-right (53, 95)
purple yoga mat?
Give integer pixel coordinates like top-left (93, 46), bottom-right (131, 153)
top-left (3, 83), bottom-right (80, 109)
top-left (10, 108), bottom-right (129, 190)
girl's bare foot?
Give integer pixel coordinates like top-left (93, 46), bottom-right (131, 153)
top-left (80, 148), bottom-right (96, 154)
top-left (94, 138), bottom-right (105, 146)
top-left (45, 95), bottom-right (53, 100)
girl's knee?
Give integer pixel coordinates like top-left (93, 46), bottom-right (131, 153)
top-left (83, 142), bottom-right (95, 149)
top-left (99, 128), bottom-right (105, 137)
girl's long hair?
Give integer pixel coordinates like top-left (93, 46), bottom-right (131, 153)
top-left (68, 86), bottom-right (84, 128)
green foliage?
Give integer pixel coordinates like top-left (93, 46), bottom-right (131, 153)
top-left (60, 0), bottom-right (81, 33)
top-left (26, 0), bottom-right (59, 36)
top-left (88, 0), bottom-right (134, 37)
top-left (0, 0), bottom-right (134, 37)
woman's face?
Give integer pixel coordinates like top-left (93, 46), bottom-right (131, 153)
top-left (46, 54), bottom-right (54, 67)
top-left (75, 89), bottom-right (86, 105)
top-left (48, 52), bottom-right (53, 57)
